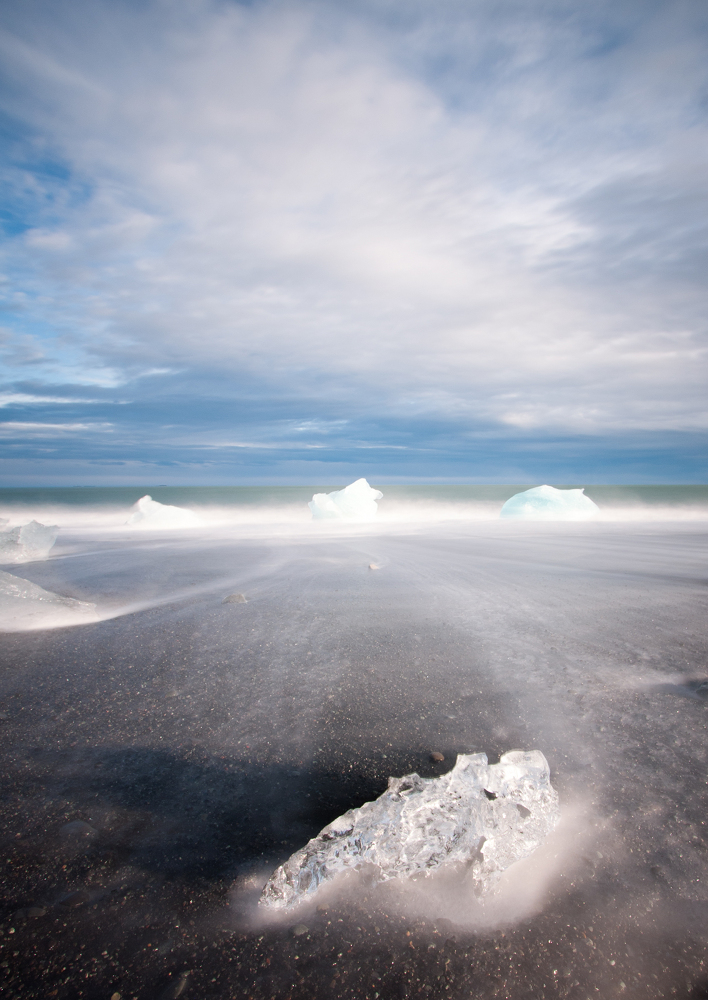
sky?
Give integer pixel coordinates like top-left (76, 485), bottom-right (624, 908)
top-left (0, 0), bottom-right (707, 485)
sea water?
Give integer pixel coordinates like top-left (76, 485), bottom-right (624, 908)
top-left (1, 483), bottom-right (707, 526)
top-left (0, 484), bottom-right (707, 998)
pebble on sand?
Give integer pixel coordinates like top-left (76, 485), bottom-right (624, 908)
top-left (291, 923), bottom-right (309, 937)
top-left (222, 593), bottom-right (247, 604)
top-left (61, 890), bottom-right (90, 908)
top-left (430, 751), bottom-right (445, 762)
top-left (368, 563), bottom-right (380, 570)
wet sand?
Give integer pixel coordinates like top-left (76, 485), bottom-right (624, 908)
top-left (1, 521), bottom-right (707, 999)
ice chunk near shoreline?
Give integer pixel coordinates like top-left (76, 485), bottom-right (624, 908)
top-left (259, 750), bottom-right (559, 911)
top-left (308, 479), bottom-right (383, 521)
top-left (126, 495), bottom-right (202, 528)
top-left (500, 485), bottom-right (599, 521)
top-left (0, 570), bottom-right (98, 631)
top-left (0, 521), bottom-right (59, 563)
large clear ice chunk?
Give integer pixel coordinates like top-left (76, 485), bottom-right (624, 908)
top-left (126, 495), bottom-right (202, 528)
top-left (0, 570), bottom-right (98, 631)
top-left (259, 750), bottom-right (559, 911)
top-left (499, 485), bottom-right (599, 521)
top-left (308, 478), bottom-right (383, 521)
top-left (0, 521), bottom-right (59, 563)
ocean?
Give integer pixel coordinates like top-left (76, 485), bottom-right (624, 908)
top-left (1, 484), bottom-right (707, 998)
top-left (1, 482), bottom-right (708, 523)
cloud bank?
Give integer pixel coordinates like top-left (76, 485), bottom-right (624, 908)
top-left (0, 0), bottom-right (707, 483)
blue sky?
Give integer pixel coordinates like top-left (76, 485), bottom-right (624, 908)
top-left (0, 0), bottom-right (707, 485)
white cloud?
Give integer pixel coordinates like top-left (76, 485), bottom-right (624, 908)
top-left (0, 421), bottom-right (113, 436)
top-left (0, 393), bottom-right (103, 407)
top-left (0, 0), bottom-right (706, 437)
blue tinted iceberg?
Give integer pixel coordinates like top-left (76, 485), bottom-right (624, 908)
top-left (309, 479), bottom-right (383, 522)
top-left (126, 495), bottom-right (202, 528)
top-left (500, 485), bottom-right (599, 521)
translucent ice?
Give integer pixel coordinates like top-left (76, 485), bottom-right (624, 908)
top-left (0, 570), bottom-right (98, 631)
top-left (259, 750), bottom-right (559, 911)
top-left (126, 495), bottom-right (202, 529)
top-left (0, 521), bottom-right (59, 563)
top-left (499, 485), bottom-right (599, 521)
top-left (308, 479), bottom-right (383, 521)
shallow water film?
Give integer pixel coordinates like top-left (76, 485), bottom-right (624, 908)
top-left (1, 510), bottom-right (707, 999)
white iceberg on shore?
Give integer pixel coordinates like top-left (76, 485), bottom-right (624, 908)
top-left (0, 570), bottom-right (98, 631)
top-left (500, 485), bottom-right (599, 521)
top-left (259, 750), bottom-right (559, 911)
top-left (126, 495), bottom-right (202, 529)
top-left (0, 521), bottom-right (59, 563)
top-left (308, 479), bottom-right (383, 522)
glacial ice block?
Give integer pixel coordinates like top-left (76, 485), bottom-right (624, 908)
top-left (259, 750), bottom-right (559, 911)
top-left (308, 479), bottom-right (383, 521)
top-left (499, 485), bottom-right (599, 521)
top-left (0, 521), bottom-right (59, 563)
top-left (0, 570), bottom-right (98, 631)
top-left (126, 495), bottom-right (202, 528)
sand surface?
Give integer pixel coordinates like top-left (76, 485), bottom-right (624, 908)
top-left (1, 520), bottom-right (707, 998)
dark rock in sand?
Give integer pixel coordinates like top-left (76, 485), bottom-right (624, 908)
top-left (222, 593), bottom-right (247, 604)
top-left (430, 751), bottom-right (444, 762)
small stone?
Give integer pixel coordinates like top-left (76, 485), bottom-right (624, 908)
top-left (61, 889), bottom-right (90, 908)
top-left (111, 993), bottom-right (121, 1000)
top-left (290, 923), bottom-right (309, 937)
top-left (26, 907), bottom-right (46, 918)
top-left (430, 752), bottom-right (445, 762)
top-left (368, 564), bottom-right (380, 570)
top-left (222, 593), bottom-right (247, 604)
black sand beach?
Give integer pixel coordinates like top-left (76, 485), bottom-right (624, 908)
top-left (1, 521), bottom-right (707, 998)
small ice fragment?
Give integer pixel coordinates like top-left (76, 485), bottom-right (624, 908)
top-left (0, 570), bottom-right (98, 631)
top-left (259, 750), bottom-right (559, 911)
top-left (223, 593), bottom-right (247, 604)
top-left (126, 495), bottom-right (202, 528)
top-left (308, 479), bottom-right (383, 522)
top-left (0, 521), bottom-right (59, 563)
top-left (499, 485), bottom-right (599, 521)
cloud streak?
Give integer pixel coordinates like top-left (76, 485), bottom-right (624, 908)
top-left (0, 0), bottom-right (706, 482)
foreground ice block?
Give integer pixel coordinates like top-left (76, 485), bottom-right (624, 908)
top-left (500, 485), bottom-right (599, 521)
top-left (0, 521), bottom-right (59, 563)
top-left (0, 570), bottom-right (98, 631)
top-left (308, 479), bottom-right (383, 521)
top-left (126, 495), bottom-right (202, 528)
top-left (259, 750), bottom-right (559, 911)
